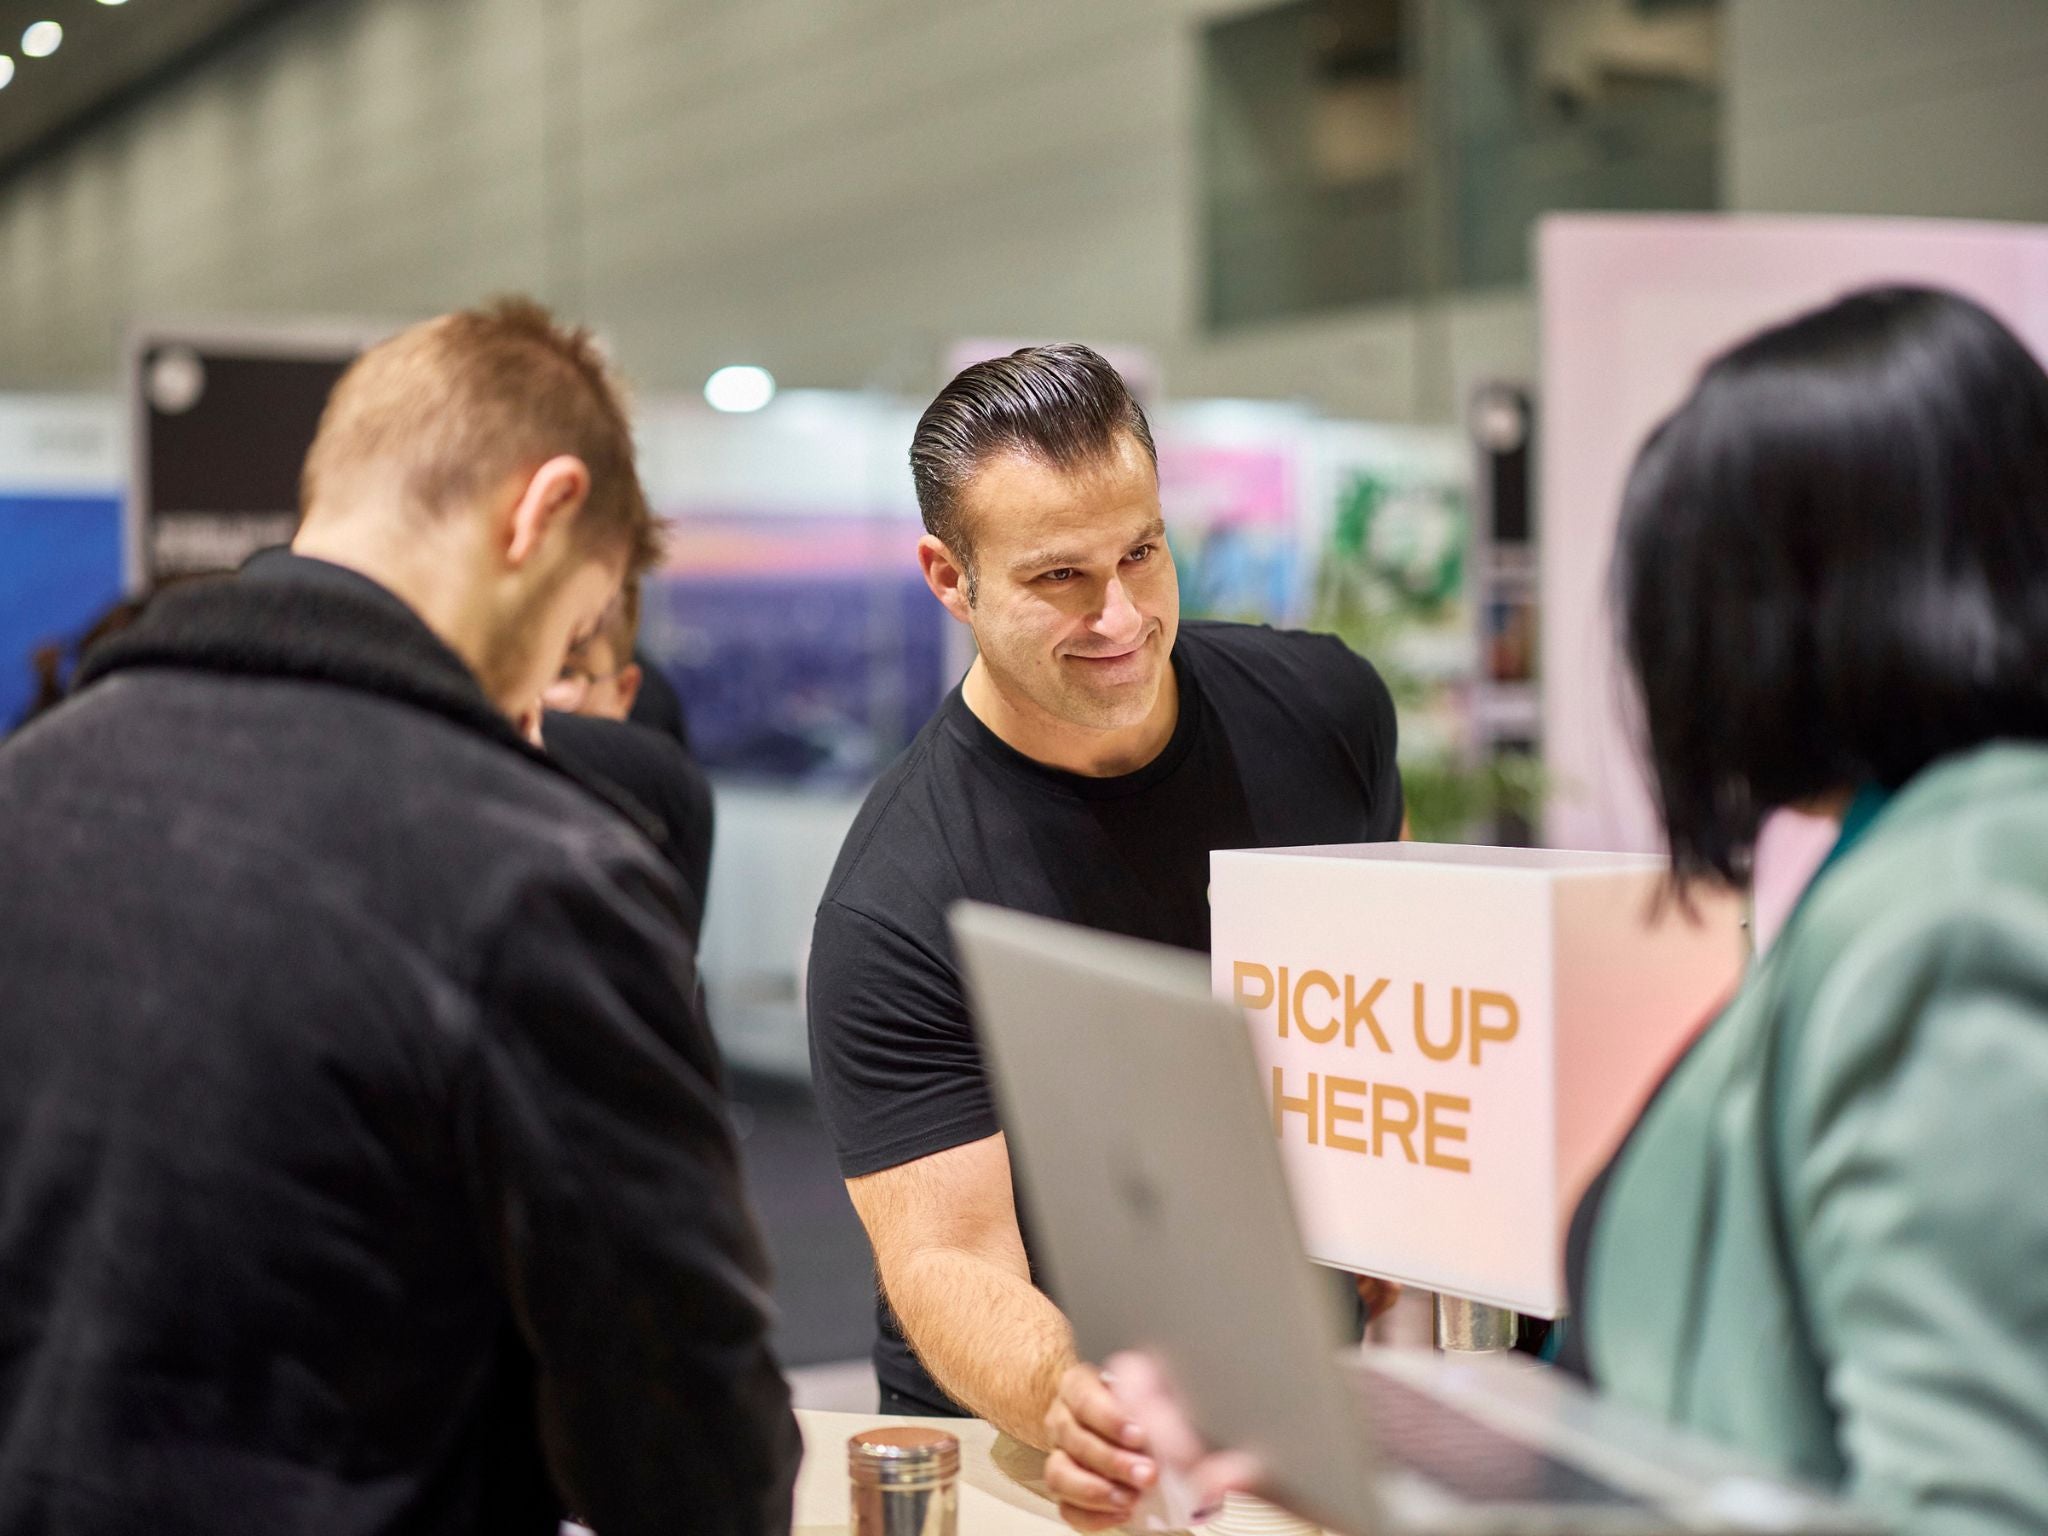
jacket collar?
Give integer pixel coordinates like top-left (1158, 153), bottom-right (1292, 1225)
top-left (79, 550), bottom-right (540, 756)
top-left (76, 552), bottom-right (664, 841)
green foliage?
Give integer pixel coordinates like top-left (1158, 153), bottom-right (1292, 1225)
top-left (1399, 750), bottom-right (1548, 845)
top-left (1305, 465), bottom-right (1543, 845)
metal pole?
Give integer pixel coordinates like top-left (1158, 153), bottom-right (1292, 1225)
top-left (1433, 1294), bottom-right (1517, 1354)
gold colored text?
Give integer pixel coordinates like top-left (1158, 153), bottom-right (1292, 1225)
top-left (1269, 1068), bottom-right (1471, 1174)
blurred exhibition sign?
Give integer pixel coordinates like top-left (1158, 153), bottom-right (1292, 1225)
top-left (127, 323), bottom-right (386, 587)
top-left (0, 396), bottom-right (122, 730)
top-left (632, 388), bottom-right (1477, 790)
top-left (3, 337), bottom-right (1489, 794)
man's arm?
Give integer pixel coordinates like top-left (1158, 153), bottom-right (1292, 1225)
top-left (461, 858), bottom-right (799, 1536)
top-left (542, 711), bottom-right (715, 945)
top-left (846, 1131), bottom-right (1072, 1444)
top-left (846, 1128), bottom-right (1165, 1504)
top-left (810, 900), bottom-right (1154, 1491)
top-left (1316, 634), bottom-right (1404, 840)
top-left (809, 899), bottom-right (1070, 1440)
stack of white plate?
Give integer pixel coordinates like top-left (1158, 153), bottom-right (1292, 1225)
top-left (1197, 1491), bottom-right (1323, 1536)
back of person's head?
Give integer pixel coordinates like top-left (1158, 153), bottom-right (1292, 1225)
top-left (301, 297), bottom-right (660, 575)
top-left (909, 343), bottom-right (1156, 576)
top-left (1615, 284), bottom-right (2048, 886)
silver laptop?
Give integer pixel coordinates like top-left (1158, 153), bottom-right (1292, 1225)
top-left (950, 902), bottom-right (1881, 1536)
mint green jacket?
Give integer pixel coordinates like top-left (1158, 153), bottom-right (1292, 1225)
top-left (1585, 745), bottom-right (2048, 1535)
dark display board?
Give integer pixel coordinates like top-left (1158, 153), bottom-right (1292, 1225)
top-left (130, 331), bottom-right (377, 584)
top-left (1470, 382), bottom-right (1532, 546)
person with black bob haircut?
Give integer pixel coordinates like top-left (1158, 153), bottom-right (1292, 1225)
top-left (1617, 283), bottom-right (2048, 886)
top-left (1044, 285), bottom-right (2048, 1535)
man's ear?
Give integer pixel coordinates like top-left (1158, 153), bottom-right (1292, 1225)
top-left (918, 534), bottom-right (975, 626)
top-left (615, 662), bottom-right (643, 717)
top-left (506, 455), bottom-right (592, 568)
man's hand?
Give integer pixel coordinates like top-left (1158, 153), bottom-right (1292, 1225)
top-left (1042, 1362), bottom-right (1157, 1530)
top-left (1356, 1274), bottom-right (1403, 1322)
top-left (1046, 1353), bottom-right (1263, 1533)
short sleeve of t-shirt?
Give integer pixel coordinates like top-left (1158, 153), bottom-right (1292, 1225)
top-left (1325, 635), bottom-right (1405, 839)
top-left (808, 622), bottom-right (1404, 1185)
top-left (807, 899), bottom-right (996, 1178)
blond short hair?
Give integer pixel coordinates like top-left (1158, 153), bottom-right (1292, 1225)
top-left (302, 297), bottom-right (663, 575)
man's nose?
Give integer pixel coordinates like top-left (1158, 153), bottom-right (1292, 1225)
top-left (1094, 576), bottom-right (1145, 646)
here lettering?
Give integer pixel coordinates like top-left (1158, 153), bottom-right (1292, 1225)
top-left (1270, 1067), bottom-right (1471, 1174)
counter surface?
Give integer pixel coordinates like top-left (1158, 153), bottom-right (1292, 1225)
top-left (794, 1407), bottom-right (1070, 1534)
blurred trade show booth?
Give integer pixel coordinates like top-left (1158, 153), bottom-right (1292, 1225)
top-left (0, 359), bottom-right (1510, 1082)
top-left (11, 209), bottom-right (2047, 1085)
top-left (634, 384), bottom-right (1497, 1076)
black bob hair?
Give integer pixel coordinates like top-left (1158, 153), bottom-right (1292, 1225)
top-left (1614, 285), bottom-right (2048, 887)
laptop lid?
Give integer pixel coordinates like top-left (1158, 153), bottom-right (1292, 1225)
top-left (951, 901), bottom-right (1382, 1534)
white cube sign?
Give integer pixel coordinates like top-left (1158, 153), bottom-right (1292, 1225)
top-left (1210, 843), bottom-right (1744, 1317)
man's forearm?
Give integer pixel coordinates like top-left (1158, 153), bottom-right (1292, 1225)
top-left (887, 1245), bottom-right (1076, 1446)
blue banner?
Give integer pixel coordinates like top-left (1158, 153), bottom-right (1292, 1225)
top-left (0, 493), bottom-right (125, 730)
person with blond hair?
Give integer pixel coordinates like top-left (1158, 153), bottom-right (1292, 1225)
top-left (542, 576), bottom-right (716, 946)
top-left (0, 299), bottom-right (798, 1536)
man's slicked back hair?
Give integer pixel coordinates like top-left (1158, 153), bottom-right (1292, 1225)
top-left (909, 343), bottom-right (1157, 563)
top-left (302, 296), bottom-right (664, 577)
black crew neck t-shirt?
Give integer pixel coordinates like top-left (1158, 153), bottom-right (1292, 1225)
top-left (807, 620), bottom-right (1404, 1414)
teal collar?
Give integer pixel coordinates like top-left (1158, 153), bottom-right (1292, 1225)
top-left (1784, 784), bottom-right (1891, 933)
top-left (1820, 784), bottom-right (1891, 877)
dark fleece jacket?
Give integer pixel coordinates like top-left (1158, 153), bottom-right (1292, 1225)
top-left (0, 555), bottom-right (797, 1536)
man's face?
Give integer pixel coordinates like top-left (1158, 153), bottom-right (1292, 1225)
top-left (951, 435), bottom-right (1178, 734)
top-left (542, 630), bottom-right (639, 721)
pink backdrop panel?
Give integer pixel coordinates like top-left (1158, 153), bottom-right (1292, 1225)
top-left (1538, 214), bottom-right (2048, 859)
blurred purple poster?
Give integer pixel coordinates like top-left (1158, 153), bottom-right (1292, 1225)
top-left (1157, 442), bottom-right (1302, 624)
top-left (645, 515), bottom-right (948, 785)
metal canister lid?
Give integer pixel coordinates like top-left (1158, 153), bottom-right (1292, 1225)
top-left (848, 1426), bottom-right (962, 1488)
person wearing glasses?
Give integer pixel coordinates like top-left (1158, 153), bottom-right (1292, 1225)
top-left (545, 582), bottom-right (646, 721)
top-left (541, 578), bottom-right (715, 947)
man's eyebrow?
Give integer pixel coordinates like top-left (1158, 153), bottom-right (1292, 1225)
top-left (1010, 547), bottom-right (1086, 574)
top-left (1009, 521), bottom-right (1168, 575)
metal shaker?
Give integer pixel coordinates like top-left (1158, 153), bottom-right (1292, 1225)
top-left (848, 1426), bottom-right (960, 1536)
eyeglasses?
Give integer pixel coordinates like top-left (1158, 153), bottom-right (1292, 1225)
top-left (541, 661), bottom-right (629, 711)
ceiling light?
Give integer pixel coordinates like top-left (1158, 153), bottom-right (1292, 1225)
top-left (0, 57), bottom-right (13, 89)
top-left (21, 21), bottom-right (61, 58)
top-left (98, 0), bottom-right (131, 6)
top-left (704, 365), bottom-right (776, 414)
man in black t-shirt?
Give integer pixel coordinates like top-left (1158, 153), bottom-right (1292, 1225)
top-left (807, 345), bottom-right (1402, 1476)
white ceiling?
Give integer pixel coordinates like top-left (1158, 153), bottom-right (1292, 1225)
top-left (0, 0), bottom-right (314, 179)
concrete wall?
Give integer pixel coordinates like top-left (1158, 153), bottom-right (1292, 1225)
top-left (1726, 0), bottom-right (2048, 224)
top-left (0, 0), bottom-right (1524, 421)
top-left (3, 0), bottom-right (2042, 417)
